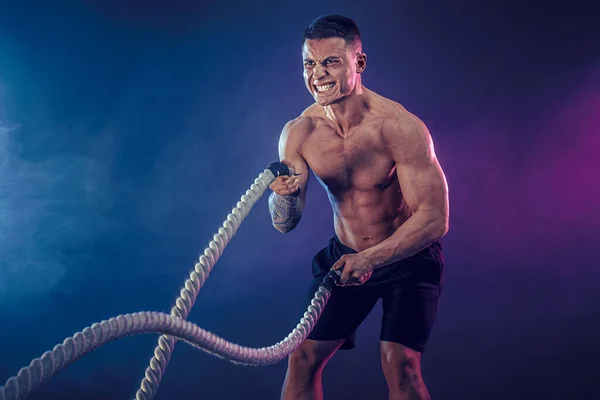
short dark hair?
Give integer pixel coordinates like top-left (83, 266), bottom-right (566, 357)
top-left (303, 15), bottom-right (361, 49)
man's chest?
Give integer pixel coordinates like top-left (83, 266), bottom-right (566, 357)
top-left (300, 125), bottom-right (396, 191)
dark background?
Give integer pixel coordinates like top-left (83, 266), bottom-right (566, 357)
top-left (1, 0), bottom-right (599, 399)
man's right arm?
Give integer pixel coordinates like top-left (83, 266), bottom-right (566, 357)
top-left (268, 118), bottom-right (311, 233)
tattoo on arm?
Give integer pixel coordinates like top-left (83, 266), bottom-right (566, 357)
top-left (268, 192), bottom-right (302, 233)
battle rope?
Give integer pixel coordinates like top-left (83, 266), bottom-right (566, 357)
top-left (135, 162), bottom-right (283, 400)
top-left (0, 162), bottom-right (340, 400)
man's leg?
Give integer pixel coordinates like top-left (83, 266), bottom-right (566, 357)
top-left (283, 278), bottom-right (377, 400)
top-left (380, 341), bottom-right (430, 400)
top-left (286, 236), bottom-right (381, 399)
top-left (379, 279), bottom-right (441, 400)
top-left (281, 338), bottom-right (345, 400)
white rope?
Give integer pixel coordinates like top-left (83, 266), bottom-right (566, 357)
top-left (0, 163), bottom-right (340, 400)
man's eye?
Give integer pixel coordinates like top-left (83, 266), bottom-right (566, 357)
top-left (325, 60), bottom-right (338, 65)
top-left (304, 61), bottom-right (315, 67)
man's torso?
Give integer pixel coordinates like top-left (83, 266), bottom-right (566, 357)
top-left (294, 89), bottom-right (413, 251)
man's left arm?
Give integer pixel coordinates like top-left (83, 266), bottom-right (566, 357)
top-left (362, 113), bottom-right (449, 269)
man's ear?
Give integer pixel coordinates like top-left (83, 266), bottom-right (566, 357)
top-left (356, 52), bottom-right (367, 73)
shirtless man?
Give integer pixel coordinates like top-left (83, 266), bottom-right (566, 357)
top-left (268, 15), bottom-right (449, 400)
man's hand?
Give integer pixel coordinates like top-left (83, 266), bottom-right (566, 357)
top-left (269, 160), bottom-right (301, 196)
top-left (270, 175), bottom-right (300, 196)
top-left (331, 253), bottom-right (376, 286)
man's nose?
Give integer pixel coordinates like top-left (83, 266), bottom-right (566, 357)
top-left (313, 63), bottom-right (326, 80)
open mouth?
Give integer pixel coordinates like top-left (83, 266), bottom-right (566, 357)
top-left (314, 82), bottom-right (336, 93)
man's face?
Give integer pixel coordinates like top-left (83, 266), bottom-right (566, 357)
top-left (302, 37), bottom-right (365, 106)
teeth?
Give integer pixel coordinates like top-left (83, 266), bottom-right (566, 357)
top-left (316, 83), bottom-right (335, 93)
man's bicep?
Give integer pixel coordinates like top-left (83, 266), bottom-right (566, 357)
top-left (278, 120), bottom-right (311, 191)
top-left (396, 158), bottom-right (447, 215)
top-left (389, 117), bottom-right (448, 215)
top-left (278, 141), bottom-right (309, 182)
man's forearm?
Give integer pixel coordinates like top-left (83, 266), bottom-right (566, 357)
top-left (268, 192), bottom-right (302, 233)
top-left (362, 210), bottom-right (448, 269)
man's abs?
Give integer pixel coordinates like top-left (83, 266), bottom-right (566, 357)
top-left (328, 180), bottom-right (411, 252)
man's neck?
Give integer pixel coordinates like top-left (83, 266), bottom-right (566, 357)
top-left (323, 84), bottom-right (368, 135)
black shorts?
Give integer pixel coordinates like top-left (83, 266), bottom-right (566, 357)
top-left (304, 235), bottom-right (444, 353)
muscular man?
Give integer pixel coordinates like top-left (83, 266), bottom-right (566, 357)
top-left (268, 15), bottom-right (449, 400)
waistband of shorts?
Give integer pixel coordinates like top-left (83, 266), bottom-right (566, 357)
top-left (332, 234), bottom-right (358, 255)
top-left (332, 234), bottom-right (443, 262)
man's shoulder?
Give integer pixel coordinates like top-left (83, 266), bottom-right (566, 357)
top-left (281, 116), bottom-right (311, 139)
top-left (366, 89), bottom-right (411, 121)
top-left (365, 90), bottom-right (430, 144)
top-left (281, 105), bottom-right (323, 136)
top-left (299, 102), bottom-right (327, 123)
top-left (364, 91), bottom-right (422, 127)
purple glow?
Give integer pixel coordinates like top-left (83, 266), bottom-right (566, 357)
top-left (437, 71), bottom-right (600, 270)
